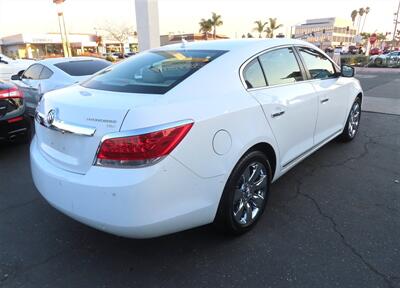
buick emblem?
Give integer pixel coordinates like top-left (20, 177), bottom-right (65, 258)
top-left (46, 109), bottom-right (56, 125)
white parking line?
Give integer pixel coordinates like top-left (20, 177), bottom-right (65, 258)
top-left (356, 74), bottom-right (377, 79)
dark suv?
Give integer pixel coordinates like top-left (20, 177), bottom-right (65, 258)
top-left (0, 81), bottom-right (30, 143)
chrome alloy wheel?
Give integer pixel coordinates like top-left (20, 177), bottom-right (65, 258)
top-left (233, 162), bottom-right (268, 226)
top-left (348, 102), bottom-right (361, 138)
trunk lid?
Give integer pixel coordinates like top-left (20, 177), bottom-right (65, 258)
top-left (35, 85), bottom-right (132, 174)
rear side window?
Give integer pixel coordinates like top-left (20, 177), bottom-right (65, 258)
top-left (39, 66), bottom-right (53, 79)
top-left (82, 50), bottom-right (227, 94)
top-left (258, 47), bottom-right (304, 86)
top-left (22, 64), bottom-right (44, 80)
top-left (298, 47), bottom-right (337, 79)
top-left (55, 60), bottom-right (111, 76)
top-left (242, 58), bottom-right (266, 89)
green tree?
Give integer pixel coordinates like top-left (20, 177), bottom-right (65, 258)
top-left (361, 7), bottom-right (370, 33)
top-left (266, 18), bottom-right (283, 38)
top-left (376, 33), bottom-right (387, 41)
top-left (351, 10), bottom-right (358, 27)
top-left (210, 12), bottom-right (223, 39)
top-left (253, 20), bottom-right (268, 38)
top-left (199, 18), bottom-right (213, 40)
top-left (360, 32), bottom-right (371, 45)
top-left (357, 7), bottom-right (366, 33)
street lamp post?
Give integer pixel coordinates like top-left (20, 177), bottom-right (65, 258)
top-left (393, 0), bottom-right (400, 50)
top-left (53, 0), bottom-right (71, 57)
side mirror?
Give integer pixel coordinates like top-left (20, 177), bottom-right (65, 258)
top-left (0, 59), bottom-right (8, 64)
top-left (11, 74), bottom-right (21, 80)
top-left (341, 65), bottom-right (354, 77)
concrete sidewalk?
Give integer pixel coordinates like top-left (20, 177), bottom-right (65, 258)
top-left (356, 68), bottom-right (400, 115)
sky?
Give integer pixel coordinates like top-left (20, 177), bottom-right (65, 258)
top-left (0, 0), bottom-right (399, 39)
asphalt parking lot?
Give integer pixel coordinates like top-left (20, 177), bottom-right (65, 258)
top-left (1, 70), bottom-right (400, 288)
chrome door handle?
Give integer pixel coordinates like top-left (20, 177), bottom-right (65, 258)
top-left (321, 98), bottom-right (329, 104)
top-left (271, 111), bottom-right (285, 118)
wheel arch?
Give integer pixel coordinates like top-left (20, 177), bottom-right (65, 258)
top-left (246, 142), bottom-right (277, 180)
top-left (357, 92), bottom-right (363, 103)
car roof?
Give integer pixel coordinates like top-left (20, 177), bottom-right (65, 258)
top-left (38, 57), bottom-right (106, 65)
top-left (153, 38), bottom-right (314, 52)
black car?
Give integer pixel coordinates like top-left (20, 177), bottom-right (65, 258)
top-left (0, 81), bottom-right (30, 143)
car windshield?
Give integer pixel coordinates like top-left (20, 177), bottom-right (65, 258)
top-left (81, 49), bottom-right (227, 94)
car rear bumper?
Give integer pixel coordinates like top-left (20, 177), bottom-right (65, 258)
top-left (0, 114), bottom-right (30, 141)
top-left (30, 136), bottom-right (224, 238)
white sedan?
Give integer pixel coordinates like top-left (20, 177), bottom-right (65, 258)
top-left (0, 53), bottom-right (35, 81)
top-left (370, 51), bottom-right (400, 67)
top-left (31, 39), bottom-right (363, 238)
top-left (12, 57), bottom-right (111, 117)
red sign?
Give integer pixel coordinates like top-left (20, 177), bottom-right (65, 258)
top-left (369, 33), bottom-right (377, 45)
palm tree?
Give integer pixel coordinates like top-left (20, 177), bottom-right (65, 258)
top-left (265, 18), bottom-right (283, 38)
top-left (357, 7), bottom-right (366, 33)
top-left (361, 7), bottom-right (370, 33)
top-left (253, 20), bottom-right (268, 38)
top-left (199, 18), bottom-right (212, 40)
top-left (210, 12), bottom-right (223, 39)
top-left (351, 10), bottom-right (358, 27)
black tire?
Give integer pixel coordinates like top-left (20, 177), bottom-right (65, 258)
top-left (214, 150), bottom-right (272, 235)
top-left (338, 96), bottom-right (361, 142)
top-left (374, 58), bottom-right (383, 66)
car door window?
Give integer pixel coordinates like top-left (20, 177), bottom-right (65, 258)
top-left (258, 47), bottom-right (304, 86)
top-left (22, 64), bottom-right (44, 80)
top-left (298, 47), bottom-right (337, 80)
top-left (39, 66), bottom-right (53, 79)
top-left (242, 58), bottom-right (266, 89)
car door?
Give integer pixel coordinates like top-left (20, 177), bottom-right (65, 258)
top-left (296, 47), bottom-right (348, 144)
top-left (18, 64), bottom-right (44, 116)
top-left (244, 47), bottom-right (319, 168)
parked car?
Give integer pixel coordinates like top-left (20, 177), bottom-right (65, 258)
top-left (369, 47), bottom-right (382, 55)
top-left (102, 53), bottom-right (118, 61)
top-left (112, 52), bottom-right (124, 59)
top-left (347, 45), bottom-right (358, 55)
top-left (11, 57), bottom-right (111, 117)
top-left (0, 53), bottom-right (35, 81)
top-left (0, 81), bottom-right (30, 143)
top-left (370, 51), bottom-right (400, 67)
top-left (124, 52), bottom-right (136, 58)
top-left (31, 39), bottom-right (363, 238)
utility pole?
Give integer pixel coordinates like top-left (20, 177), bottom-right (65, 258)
top-left (393, 0), bottom-right (400, 50)
top-left (135, 0), bottom-right (160, 51)
top-left (53, 0), bottom-right (71, 57)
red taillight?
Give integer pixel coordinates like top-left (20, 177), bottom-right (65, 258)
top-left (0, 87), bottom-right (23, 99)
top-left (95, 122), bottom-right (193, 168)
top-left (7, 116), bottom-right (24, 123)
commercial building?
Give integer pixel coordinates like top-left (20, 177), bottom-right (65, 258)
top-left (0, 32), bottom-right (228, 59)
top-left (0, 33), bottom-right (99, 59)
top-left (0, 33), bottom-right (139, 59)
top-left (294, 17), bottom-right (357, 48)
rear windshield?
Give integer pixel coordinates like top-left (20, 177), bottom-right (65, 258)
top-left (55, 60), bottom-right (111, 76)
top-left (81, 50), bottom-right (227, 94)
